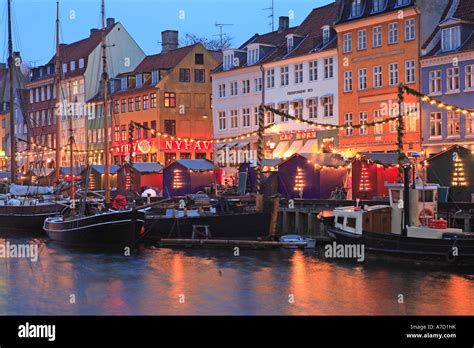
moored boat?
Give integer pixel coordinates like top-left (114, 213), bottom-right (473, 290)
top-left (279, 234), bottom-right (316, 249)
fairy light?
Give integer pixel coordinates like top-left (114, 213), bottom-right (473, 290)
top-left (173, 169), bottom-right (184, 189)
top-left (294, 166), bottom-right (305, 192)
top-left (359, 164), bottom-right (371, 192)
top-left (452, 156), bottom-right (467, 187)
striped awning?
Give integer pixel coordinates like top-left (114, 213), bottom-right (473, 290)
top-left (299, 139), bottom-right (319, 154)
top-left (272, 141), bottom-right (290, 159)
top-left (283, 140), bottom-right (304, 158)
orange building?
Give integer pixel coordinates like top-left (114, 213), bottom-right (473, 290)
top-left (335, 0), bottom-right (448, 154)
top-left (109, 32), bottom-right (221, 166)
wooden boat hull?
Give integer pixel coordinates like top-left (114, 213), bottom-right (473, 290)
top-left (144, 212), bottom-right (271, 241)
top-left (44, 210), bottom-right (145, 247)
top-left (327, 227), bottom-right (474, 263)
top-left (0, 204), bottom-right (62, 235)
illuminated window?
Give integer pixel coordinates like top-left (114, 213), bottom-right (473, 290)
top-left (164, 92), bottom-right (176, 108)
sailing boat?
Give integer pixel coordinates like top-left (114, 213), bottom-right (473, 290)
top-left (0, 0), bottom-right (63, 235)
top-left (43, 0), bottom-right (145, 247)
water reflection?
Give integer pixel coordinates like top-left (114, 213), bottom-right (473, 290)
top-left (0, 238), bottom-right (473, 315)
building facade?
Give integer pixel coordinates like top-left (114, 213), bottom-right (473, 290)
top-left (110, 33), bottom-right (220, 166)
top-left (421, 0), bottom-right (474, 155)
top-left (335, 0), bottom-right (449, 155)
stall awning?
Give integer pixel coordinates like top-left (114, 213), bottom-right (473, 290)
top-left (226, 142), bottom-right (238, 149)
top-left (299, 139), bottom-right (319, 154)
top-left (236, 142), bottom-right (249, 149)
top-left (272, 141), bottom-right (290, 159)
top-left (283, 140), bottom-right (304, 158)
top-left (215, 144), bottom-right (226, 150)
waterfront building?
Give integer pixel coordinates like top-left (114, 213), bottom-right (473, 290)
top-left (421, 0), bottom-right (474, 156)
top-left (27, 18), bottom-right (145, 169)
top-left (110, 31), bottom-right (220, 166)
top-left (212, 2), bottom-right (339, 184)
top-left (335, 0), bottom-right (450, 154)
top-left (0, 54), bottom-right (29, 173)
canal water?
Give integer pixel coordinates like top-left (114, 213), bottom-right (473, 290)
top-left (1, 237), bottom-right (474, 315)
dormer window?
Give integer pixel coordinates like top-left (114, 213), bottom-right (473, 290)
top-left (322, 26), bottom-right (330, 45)
top-left (247, 48), bottom-right (259, 65)
top-left (120, 76), bottom-right (128, 90)
top-left (287, 37), bottom-right (294, 52)
top-left (396, 0), bottom-right (410, 6)
top-left (442, 26), bottom-right (461, 52)
top-left (136, 74), bottom-right (143, 88)
top-left (70, 61), bottom-right (75, 71)
top-left (224, 52), bottom-right (234, 70)
top-left (151, 70), bottom-right (159, 85)
top-left (351, 0), bottom-right (362, 18)
top-left (79, 58), bottom-right (85, 69)
top-left (372, 0), bottom-right (384, 13)
top-left (62, 63), bottom-right (67, 73)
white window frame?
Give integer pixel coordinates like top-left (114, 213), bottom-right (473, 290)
top-left (388, 23), bottom-right (398, 44)
top-left (359, 111), bottom-right (368, 136)
top-left (358, 29), bottom-right (367, 50)
top-left (373, 26), bottom-right (382, 48)
top-left (343, 33), bottom-right (352, 53)
top-left (405, 60), bottom-right (416, 84)
top-left (373, 65), bottom-right (383, 88)
top-left (266, 69), bottom-right (275, 88)
top-left (429, 70), bottom-right (441, 94)
top-left (429, 112), bottom-right (442, 138)
top-left (358, 68), bottom-right (367, 90)
top-left (447, 67), bottom-right (460, 92)
top-left (309, 60), bottom-right (318, 81)
top-left (389, 63), bottom-right (399, 86)
top-left (405, 18), bottom-right (415, 41)
top-left (280, 66), bottom-right (289, 86)
top-left (344, 113), bottom-right (353, 136)
top-left (218, 111), bottom-right (226, 131)
top-left (294, 63), bottom-right (303, 84)
top-left (344, 71), bottom-right (353, 92)
top-left (324, 58), bottom-right (334, 79)
top-left (466, 65), bottom-right (474, 90)
top-left (441, 26), bottom-right (461, 52)
top-left (447, 111), bottom-right (460, 137)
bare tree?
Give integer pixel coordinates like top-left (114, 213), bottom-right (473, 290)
top-left (180, 33), bottom-right (233, 51)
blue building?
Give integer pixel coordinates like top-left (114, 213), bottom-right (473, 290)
top-left (421, 0), bottom-right (474, 156)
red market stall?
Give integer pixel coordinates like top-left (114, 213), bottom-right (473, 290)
top-left (163, 159), bottom-right (215, 197)
top-left (117, 162), bottom-right (163, 195)
top-left (81, 165), bottom-right (120, 192)
top-left (351, 153), bottom-right (399, 200)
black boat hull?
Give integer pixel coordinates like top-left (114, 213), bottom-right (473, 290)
top-left (144, 212), bottom-right (271, 241)
top-left (44, 210), bottom-right (145, 247)
top-left (0, 204), bottom-right (62, 235)
top-left (327, 227), bottom-right (474, 263)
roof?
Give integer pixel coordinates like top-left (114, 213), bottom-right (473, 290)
top-left (58, 167), bottom-right (82, 176)
top-left (358, 152), bottom-right (399, 165)
top-left (336, 0), bottom-right (415, 25)
top-left (425, 144), bottom-right (470, 161)
top-left (173, 159), bottom-right (214, 171)
top-left (132, 44), bottom-right (198, 74)
top-left (263, 3), bottom-right (339, 63)
top-left (130, 162), bottom-right (164, 173)
top-left (89, 164), bottom-right (120, 175)
top-left (423, 0), bottom-right (474, 57)
top-left (280, 153), bottom-right (347, 167)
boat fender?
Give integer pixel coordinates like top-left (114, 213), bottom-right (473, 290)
top-left (419, 208), bottom-right (434, 225)
top-left (445, 249), bottom-right (458, 264)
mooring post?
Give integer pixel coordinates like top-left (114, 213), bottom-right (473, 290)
top-left (268, 195), bottom-right (280, 237)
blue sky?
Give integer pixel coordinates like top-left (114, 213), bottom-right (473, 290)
top-left (1, 0), bottom-right (333, 66)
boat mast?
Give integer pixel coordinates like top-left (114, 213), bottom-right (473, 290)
top-left (101, 0), bottom-right (111, 206)
top-left (54, 0), bottom-right (61, 184)
top-left (7, 0), bottom-right (16, 184)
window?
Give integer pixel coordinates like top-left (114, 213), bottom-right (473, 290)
top-left (266, 69), bottom-right (275, 88)
top-left (79, 58), bottom-right (85, 69)
top-left (344, 71), bottom-right (353, 92)
top-left (254, 107), bottom-right (259, 126)
top-left (151, 70), bottom-right (159, 85)
top-left (389, 63), bottom-right (398, 86)
top-left (194, 69), bottom-right (205, 83)
top-left (230, 110), bottom-right (238, 129)
top-left (397, 0), bottom-right (410, 5)
top-left (466, 65), bottom-right (474, 90)
top-left (248, 48), bottom-right (259, 65)
top-left (442, 27), bottom-right (461, 52)
top-left (218, 84), bottom-right (226, 98)
top-left (121, 99), bottom-right (126, 113)
top-left (447, 112), bottom-right (460, 137)
top-left (430, 112), bottom-right (442, 137)
top-left (322, 26), bottom-right (330, 44)
top-left (223, 53), bottom-right (234, 70)
top-left (72, 81), bottom-right (79, 95)
top-left (128, 98), bottom-right (133, 112)
top-left (195, 53), bottom-right (204, 65)
top-left (70, 61), bottom-right (75, 71)
top-left (324, 58), bottom-right (334, 79)
top-left (292, 101), bottom-right (303, 119)
top-left (47, 110), bottom-right (52, 126)
top-left (358, 30), bottom-right (367, 50)
top-left (179, 68), bottom-right (190, 82)
top-left (62, 63), bottom-right (67, 73)
top-left (405, 18), bottom-right (415, 41)
top-left (351, 0), bottom-right (362, 17)
top-left (287, 37), bottom-right (294, 52)
top-left (121, 125), bottom-right (127, 141)
top-left (405, 60), bottom-right (416, 84)
top-left (294, 63), bottom-right (303, 84)
top-left (135, 96), bottom-right (141, 111)
top-left (359, 112), bottom-right (368, 135)
top-left (344, 113), bottom-right (353, 136)
top-left (242, 107), bottom-right (251, 127)
top-left (372, 0), bottom-right (384, 12)
top-left (466, 114), bottom-right (474, 136)
top-left (280, 66), bottom-right (289, 86)
top-left (447, 67), bottom-right (459, 92)
top-left (254, 77), bottom-right (262, 91)
top-left (41, 86), bottom-right (45, 101)
top-left (164, 120), bottom-right (176, 136)
top-left (278, 102), bottom-right (289, 122)
top-left (388, 23), bottom-right (398, 44)
top-left (114, 100), bottom-right (119, 114)
top-left (374, 110), bottom-right (383, 134)
top-left (322, 96), bottom-right (333, 117)
top-left (429, 70), bottom-right (441, 94)
top-left (307, 98), bottom-right (317, 118)
top-left (373, 26), bottom-right (382, 47)
top-left (265, 108), bottom-right (274, 124)
top-left (373, 66), bottom-right (383, 88)
top-left (242, 80), bottom-right (250, 94)
top-left (358, 68), bottom-right (367, 90)
top-left (343, 33), bottom-right (352, 53)
top-left (230, 81), bottom-right (238, 96)
top-left (46, 85), bottom-right (51, 100)
top-left (143, 95), bottom-right (149, 110)
top-left (164, 92), bottom-right (176, 108)
top-left (309, 60), bottom-right (318, 81)
top-left (151, 93), bottom-right (157, 108)
top-left (218, 111), bottom-right (226, 130)
top-left (29, 91), bottom-right (34, 104)
top-left (35, 88), bottom-right (39, 102)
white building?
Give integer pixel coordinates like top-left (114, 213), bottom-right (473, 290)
top-left (211, 3), bottom-right (340, 184)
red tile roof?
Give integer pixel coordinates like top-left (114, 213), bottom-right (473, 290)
top-left (132, 44), bottom-right (198, 74)
top-left (453, 0), bottom-right (474, 22)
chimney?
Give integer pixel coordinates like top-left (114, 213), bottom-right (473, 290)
top-left (13, 51), bottom-right (21, 59)
top-left (161, 30), bottom-right (179, 53)
top-left (107, 18), bottom-right (115, 27)
top-left (278, 16), bottom-right (290, 33)
top-left (90, 28), bottom-right (99, 36)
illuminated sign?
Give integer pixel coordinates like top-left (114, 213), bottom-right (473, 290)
top-left (163, 140), bottom-right (212, 151)
top-left (114, 140), bottom-right (153, 156)
top-left (279, 131), bottom-right (317, 141)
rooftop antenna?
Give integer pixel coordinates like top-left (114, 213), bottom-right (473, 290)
top-left (263, 0), bottom-right (275, 31)
top-left (214, 23), bottom-right (233, 46)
